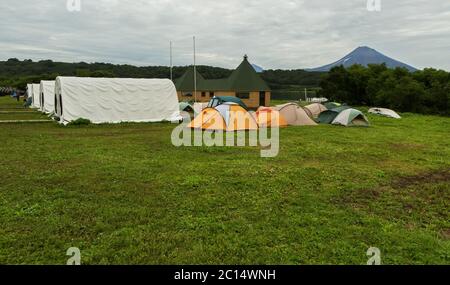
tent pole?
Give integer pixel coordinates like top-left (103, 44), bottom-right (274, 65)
top-left (193, 36), bottom-right (197, 103)
top-left (170, 41), bottom-right (173, 81)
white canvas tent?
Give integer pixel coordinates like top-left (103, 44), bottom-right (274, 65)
top-left (31, 84), bottom-right (41, 109)
top-left (55, 77), bottom-right (181, 124)
top-left (26, 84), bottom-right (33, 98)
top-left (40, 80), bottom-right (56, 114)
top-left (369, 108), bottom-right (401, 119)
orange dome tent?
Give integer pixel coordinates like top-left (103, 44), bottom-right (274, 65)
top-left (253, 108), bottom-right (288, 127)
top-left (189, 103), bottom-right (258, 131)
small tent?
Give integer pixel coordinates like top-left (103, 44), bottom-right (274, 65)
top-left (324, 102), bottom-right (342, 110)
top-left (55, 77), bottom-right (181, 124)
top-left (304, 103), bottom-right (328, 118)
top-left (253, 107), bottom-right (287, 128)
top-left (369, 108), bottom-right (401, 119)
top-left (179, 102), bottom-right (194, 113)
top-left (189, 102), bottom-right (258, 131)
top-left (193, 102), bottom-right (208, 115)
top-left (40, 80), bottom-right (56, 114)
top-left (318, 106), bottom-right (351, 124)
top-left (332, 109), bottom-right (370, 127)
top-left (31, 84), bottom-right (41, 109)
top-left (24, 96), bottom-right (33, 108)
top-left (208, 96), bottom-right (248, 110)
top-left (274, 103), bottom-right (317, 126)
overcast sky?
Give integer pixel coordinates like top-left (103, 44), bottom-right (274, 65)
top-left (0, 0), bottom-right (449, 70)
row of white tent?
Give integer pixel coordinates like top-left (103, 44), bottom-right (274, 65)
top-left (26, 77), bottom-right (182, 125)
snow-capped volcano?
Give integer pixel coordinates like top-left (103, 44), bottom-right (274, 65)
top-left (307, 46), bottom-right (417, 72)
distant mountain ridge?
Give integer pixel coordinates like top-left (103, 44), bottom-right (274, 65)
top-left (251, 63), bottom-right (264, 73)
top-left (307, 46), bottom-right (417, 72)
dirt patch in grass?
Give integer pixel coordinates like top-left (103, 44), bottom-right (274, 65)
top-left (391, 169), bottom-right (450, 189)
top-left (441, 229), bottom-right (450, 240)
top-left (333, 169), bottom-right (450, 232)
top-left (337, 169), bottom-right (450, 202)
top-left (389, 142), bottom-right (426, 151)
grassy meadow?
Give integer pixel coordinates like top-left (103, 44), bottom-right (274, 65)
top-left (0, 96), bottom-right (449, 265)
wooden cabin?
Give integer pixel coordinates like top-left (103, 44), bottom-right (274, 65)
top-left (175, 55), bottom-right (271, 109)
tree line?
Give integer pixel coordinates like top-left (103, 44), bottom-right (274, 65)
top-left (319, 64), bottom-right (449, 115)
top-left (0, 58), bottom-right (322, 91)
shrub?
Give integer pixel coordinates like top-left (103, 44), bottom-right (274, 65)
top-left (67, 118), bottom-right (92, 126)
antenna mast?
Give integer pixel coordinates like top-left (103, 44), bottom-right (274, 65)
top-left (193, 36), bottom-right (197, 103)
top-left (170, 41), bottom-right (173, 81)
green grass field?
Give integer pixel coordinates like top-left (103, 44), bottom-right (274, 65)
top-left (0, 96), bottom-right (449, 265)
top-left (0, 97), bottom-right (51, 121)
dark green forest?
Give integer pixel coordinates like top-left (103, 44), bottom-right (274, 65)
top-left (0, 58), bottom-right (323, 93)
top-left (319, 64), bottom-right (449, 115)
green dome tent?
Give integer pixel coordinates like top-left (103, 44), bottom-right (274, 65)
top-left (208, 96), bottom-right (248, 110)
top-left (332, 109), bottom-right (370, 127)
top-left (324, 102), bottom-right (342, 110)
top-left (318, 106), bottom-right (350, 124)
top-left (179, 102), bottom-right (194, 112)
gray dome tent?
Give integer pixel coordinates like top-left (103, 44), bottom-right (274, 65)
top-left (318, 106), bottom-right (350, 124)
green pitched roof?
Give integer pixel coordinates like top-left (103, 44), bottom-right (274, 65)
top-left (227, 56), bottom-right (270, 92)
top-left (175, 67), bottom-right (206, 91)
top-left (204, 78), bottom-right (230, 91)
top-left (175, 56), bottom-right (271, 92)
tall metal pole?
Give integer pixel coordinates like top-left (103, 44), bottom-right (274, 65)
top-left (193, 36), bottom-right (197, 103)
top-left (170, 41), bottom-right (173, 81)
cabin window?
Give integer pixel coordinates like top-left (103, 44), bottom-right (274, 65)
top-left (236, 92), bottom-right (250, 99)
top-left (182, 92), bottom-right (193, 97)
top-left (201, 92), bottom-right (206, 97)
top-left (209, 92), bottom-right (214, 97)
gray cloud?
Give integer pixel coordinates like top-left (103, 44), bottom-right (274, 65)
top-left (0, 0), bottom-right (449, 70)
